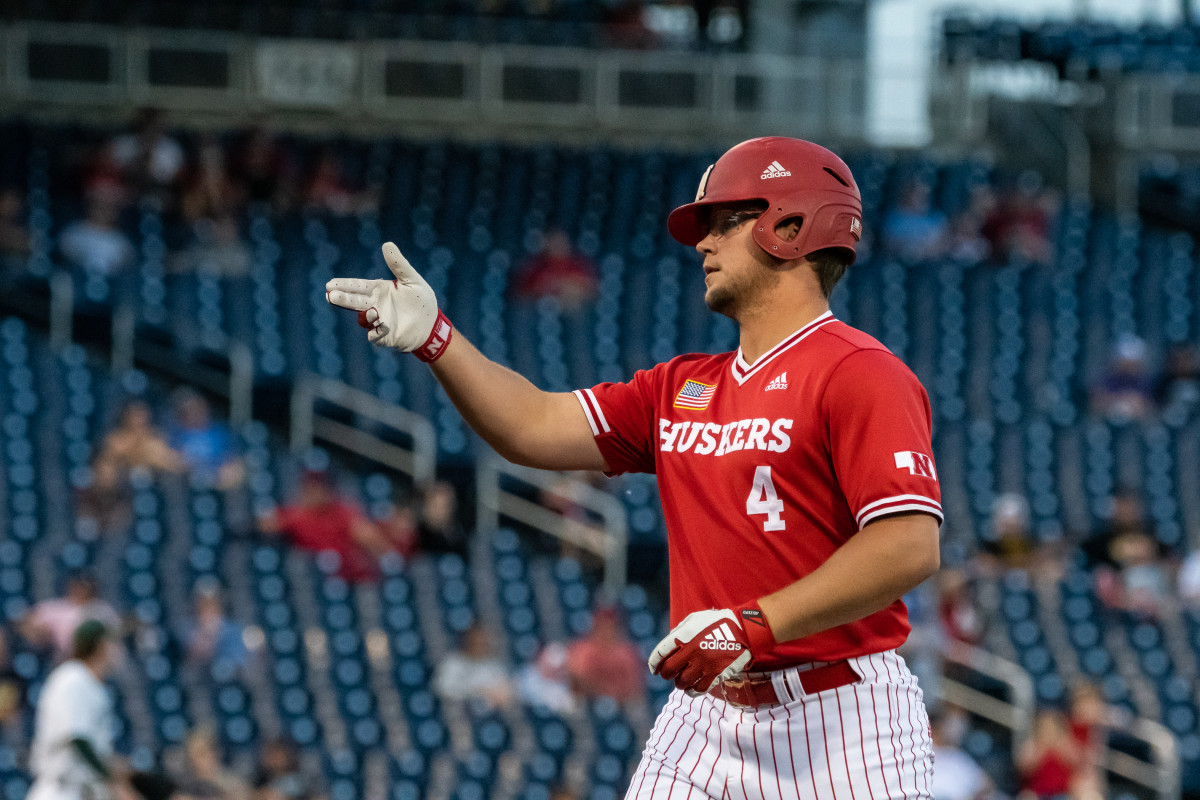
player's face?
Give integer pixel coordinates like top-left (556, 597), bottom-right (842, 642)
top-left (696, 204), bottom-right (780, 319)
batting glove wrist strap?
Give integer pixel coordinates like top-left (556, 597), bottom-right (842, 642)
top-left (413, 309), bottom-right (453, 363)
top-left (735, 600), bottom-right (776, 666)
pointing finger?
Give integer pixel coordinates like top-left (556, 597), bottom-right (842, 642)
top-left (326, 289), bottom-right (372, 311)
top-left (326, 278), bottom-right (378, 295)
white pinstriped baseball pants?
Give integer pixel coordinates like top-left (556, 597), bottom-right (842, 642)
top-left (625, 650), bottom-right (933, 800)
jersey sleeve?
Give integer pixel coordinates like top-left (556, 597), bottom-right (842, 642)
top-left (822, 349), bottom-right (943, 529)
top-left (573, 368), bottom-right (659, 476)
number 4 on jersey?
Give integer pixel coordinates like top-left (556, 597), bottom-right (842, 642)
top-left (746, 465), bottom-right (785, 531)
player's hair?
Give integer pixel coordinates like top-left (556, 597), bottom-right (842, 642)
top-left (807, 248), bottom-right (851, 299)
top-left (72, 619), bottom-right (110, 661)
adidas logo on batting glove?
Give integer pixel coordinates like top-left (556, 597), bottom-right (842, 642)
top-left (648, 602), bottom-right (776, 695)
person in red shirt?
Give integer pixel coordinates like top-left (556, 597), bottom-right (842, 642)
top-left (513, 228), bottom-right (600, 312)
top-left (1017, 709), bottom-right (1085, 798)
top-left (565, 607), bottom-right (645, 705)
top-left (259, 470), bottom-right (382, 582)
top-left (327, 137), bottom-right (941, 798)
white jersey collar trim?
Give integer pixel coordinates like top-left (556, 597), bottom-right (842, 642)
top-left (730, 311), bottom-right (835, 385)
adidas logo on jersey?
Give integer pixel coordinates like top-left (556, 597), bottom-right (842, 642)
top-left (760, 161), bottom-right (791, 179)
top-left (764, 372), bottom-right (788, 391)
top-left (699, 624), bottom-right (744, 651)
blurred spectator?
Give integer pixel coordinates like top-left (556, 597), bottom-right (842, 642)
top-left (302, 149), bottom-right (376, 217)
top-left (107, 107), bottom-right (185, 200)
top-left (980, 492), bottom-right (1035, 572)
top-left (167, 389), bottom-right (245, 489)
top-left (98, 400), bottom-right (185, 476)
top-left (602, 2), bottom-right (662, 48)
top-left (1084, 488), bottom-right (1169, 616)
top-left (58, 189), bottom-right (134, 277)
top-left (180, 137), bottom-right (245, 224)
top-left (1091, 335), bottom-right (1155, 422)
top-left (881, 181), bottom-right (948, 263)
top-left (945, 210), bottom-right (990, 265)
top-left (178, 725), bottom-right (250, 800)
top-left (981, 172), bottom-right (1054, 266)
top-left (516, 642), bottom-right (576, 715)
top-left (641, 1), bottom-right (699, 48)
top-left (20, 574), bottom-right (121, 662)
top-left (259, 469), bottom-right (383, 582)
top-left (431, 623), bottom-right (514, 709)
top-left (1154, 343), bottom-right (1200, 416)
top-left (252, 737), bottom-right (323, 800)
top-left (513, 229), bottom-right (600, 312)
top-left (0, 187), bottom-right (31, 270)
top-left (1082, 488), bottom-right (1149, 570)
top-left (78, 453), bottom-right (135, 536)
top-left (173, 214), bottom-right (252, 279)
top-left (374, 490), bottom-right (420, 561)
top-left (233, 126), bottom-right (293, 211)
top-left (0, 627), bottom-right (27, 737)
top-left (180, 580), bottom-right (248, 676)
top-left (565, 607), bottom-right (644, 704)
top-left (1016, 709), bottom-right (1086, 799)
top-left (1067, 680), bottom-right (1109, 796)
top-left (929, 707), bottom-right (992, 800)
top-left (416, 480), bottom-right (467, 555)
top-left (938, 568), bottom-right (986, 646)
top-left (1098, 527), bottom-right (1169, 617)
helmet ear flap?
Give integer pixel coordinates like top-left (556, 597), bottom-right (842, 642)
top-left (751, 208), bottom-right (808, 260)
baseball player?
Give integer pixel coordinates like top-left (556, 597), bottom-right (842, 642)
top-left (327, 137), bottom-right (942, 798)
top-left (28, 621), bottom-right (124, 800)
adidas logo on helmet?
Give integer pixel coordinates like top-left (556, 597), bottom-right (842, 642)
top-left (760, 160), bottom-right (791, 179)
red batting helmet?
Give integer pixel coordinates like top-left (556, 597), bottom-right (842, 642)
top-left (667, 137), bottom-right (863, 263)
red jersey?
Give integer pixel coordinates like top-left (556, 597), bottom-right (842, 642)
top-left (573, 312), bottom-right (942, 668)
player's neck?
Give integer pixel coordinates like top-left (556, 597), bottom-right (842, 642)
top-left (736, 296), bottom-right (830, 365)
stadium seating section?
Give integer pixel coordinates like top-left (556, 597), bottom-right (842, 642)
top-left (944, 16), bottom-right (1200, 77)
top-left (2, 121), bottom-right (1200, 795)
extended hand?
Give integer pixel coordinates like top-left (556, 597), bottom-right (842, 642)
top-left (326, 242), bottom-right (449, 358)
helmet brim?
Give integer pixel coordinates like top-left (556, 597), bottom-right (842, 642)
top-left (666, 201), bottom-right (710, 247)
top-left (667, 194), bottom-right (769, 247)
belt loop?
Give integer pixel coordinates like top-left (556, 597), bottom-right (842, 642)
top-left (781, 668), bottom-right (805, 702)
top-left (769, 670), bottom-right (793, 704)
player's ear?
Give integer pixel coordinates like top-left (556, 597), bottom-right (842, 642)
top-left (775, 216), bottom-right (803, 243)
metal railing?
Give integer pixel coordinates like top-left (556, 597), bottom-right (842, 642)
top-left (940, 640), bottom-right (1036, 748)
top-left (45, 269), bottom-right (254, 427)
top-left (289, 373), bottom-right (437, 484)
top-left (476, 453), bottom-right (628, 596)
top-left (940, 640), bottom-right (1180, 800)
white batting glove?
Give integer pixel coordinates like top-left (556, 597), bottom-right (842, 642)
top-left (325, 242), bottom-right (452, 361)
top-left (648, 608), bottom-right (754, 695)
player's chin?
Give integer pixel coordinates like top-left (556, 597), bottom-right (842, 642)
top-left (704, 285), bottom-right (736, 316)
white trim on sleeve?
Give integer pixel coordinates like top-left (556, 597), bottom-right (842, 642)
top-left (573, 390), bottom-right (600, 436)
top-left (584, 389), bottom-right (611, 433)
top-left (856, 494), bottom-right (943, 529)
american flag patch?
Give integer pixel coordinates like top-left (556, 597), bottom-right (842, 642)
top-left (673, 379), bottom-right (717, 410)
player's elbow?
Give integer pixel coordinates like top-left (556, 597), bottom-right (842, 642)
top-left (912, 537), bottom-right (940, 584)
top-left (905, 520), bottom-right (941, 586)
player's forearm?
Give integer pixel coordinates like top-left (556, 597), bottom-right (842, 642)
top-left (428, 331), bottom-right (562, 466)
top-left (757, 513), bottom-right (940, 644)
